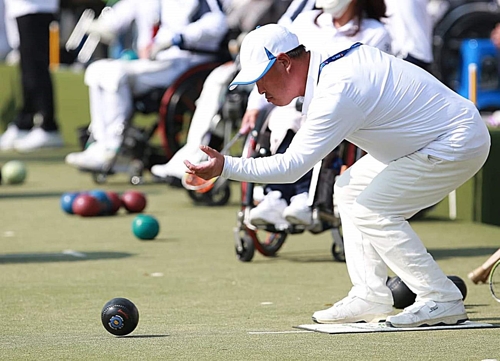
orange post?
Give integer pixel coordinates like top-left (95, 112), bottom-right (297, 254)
top-left (468, 63), bottom-right (477, 105)
top-left (49, 21), bottom-right (60, 70)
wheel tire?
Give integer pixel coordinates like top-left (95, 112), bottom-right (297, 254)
top-left (92, 173), bottom-right (107, 184)
top-left (246, 228), bottom-right (287, 257)
top-left (206, 184), bottom-right (231, 206)
top-left (331, 227), bottom-right (345, 262)
top-left (186, 184), bottom-right (231, 206)
top-left (236, 235), bottom-right (255, 262)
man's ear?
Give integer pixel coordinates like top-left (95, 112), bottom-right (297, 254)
top-left (276, 53), bottom-right (292, 71)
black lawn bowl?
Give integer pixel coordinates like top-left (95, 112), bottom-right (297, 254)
top-left (101, 297), bottom-right (139, 336)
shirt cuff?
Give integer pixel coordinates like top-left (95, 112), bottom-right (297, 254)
top-left (221, 155), bottom-right (233, 179)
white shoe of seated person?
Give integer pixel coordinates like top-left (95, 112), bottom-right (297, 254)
top-left (283, 192), bottom-right (312, 226)
top-left (0, 124), bottom-right (29, 151)
top-left (312, 296), bottom-right (393, 324)
top-left (248, 190), bottom-right (289, 229)
top-left (385, 300), bottom-right (468, 328)
top-left (65, 142), bottom-right (117, 171)
top-left (14, 127), bottom-right (63, 152)
top-left (151, 146), bottom-right (200, 180)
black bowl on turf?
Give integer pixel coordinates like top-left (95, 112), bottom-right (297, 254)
top-left (387, 275), bottom-right (468, 310)
top-left (387, 276), bottom-right (416, 309)
top-left (448, 275), bottom-right (468, 301)
top-left (101, 297), bottom-right (139, 336)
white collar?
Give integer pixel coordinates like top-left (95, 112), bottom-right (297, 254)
top-left (301, 51), bottom-right (323, 116)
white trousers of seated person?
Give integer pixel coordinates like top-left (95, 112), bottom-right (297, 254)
top-left (84, 58), bottom-right (204, 150)
top-left (335, 150), bottom-right (488, 305)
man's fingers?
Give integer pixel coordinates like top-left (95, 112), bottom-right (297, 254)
top-left (200, 145), bottom-right (219, 157)
top-left (183, 160), bottom-right (195, 173)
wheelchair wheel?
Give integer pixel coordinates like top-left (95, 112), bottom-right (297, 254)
top-left (92, 172), bottom-right (108, 184)
top-left (330, 227), bottom-right (345, 262)
top-left (157, 62), bottom-right (222, 160)
top-left (249, 229), bottom-right (287, 257)
top-left (235, 234), bottom-right (255, 262)
top-left (187, 183), bottom-right (231, 206)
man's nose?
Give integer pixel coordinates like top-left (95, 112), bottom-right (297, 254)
top-left (256, 81), bottom-right (264, 94)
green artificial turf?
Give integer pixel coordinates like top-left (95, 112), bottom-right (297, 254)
top-left (1, 150), bottom-right (500, 360)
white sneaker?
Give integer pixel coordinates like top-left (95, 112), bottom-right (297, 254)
top-left (151, 162), bottom-right (185, 180)
top-left (386, 300), bottom-right (468, 328)
top-left (150, 163), bottom-right (169, 178)
top-left (0, 124), bottom-right (29, 150)
top-left (283, 192), bottom-right (312, 225)
top-left (312, 296), bottom-right (393, 324)
top-left (14, 127), bottom-right (63, 152)
top-left (151, 146), bottom-right (202, 180)
top-left (248, 190), bottom-right (289, 229)
top-left (65, 142), bottom-right (117, 171)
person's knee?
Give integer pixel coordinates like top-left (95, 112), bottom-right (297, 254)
top-left (350, 202), bottom-right (383, 230)
top-left (350, 201), bottom-right (405, 232)
top-left (85, 60), bottom-right (128, 91)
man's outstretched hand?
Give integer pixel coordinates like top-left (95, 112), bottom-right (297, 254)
top-left (184, 145), bottom-right (225, 180)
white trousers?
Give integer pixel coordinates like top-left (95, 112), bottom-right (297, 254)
top-left (84, 58), bottom-right (206, 149)
top-left (335, 150), bottom-right (489, 305)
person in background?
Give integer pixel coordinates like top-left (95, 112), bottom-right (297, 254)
top-left (0, 0), bottom-right (64, 152)
top-left (64, 0), bottom-right (228, 171)
top-left (150, 0), bottom-right (317, 185)
top-left (383, 0), bottom-right (433, 72)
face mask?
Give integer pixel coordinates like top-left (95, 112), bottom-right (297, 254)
top-left (315, 0), bottom-right (353, 18)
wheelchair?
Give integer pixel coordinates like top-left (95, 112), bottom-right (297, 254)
top-left (85, 60), bottom-right (226, 185)
top-left (432, 0), bottom-right (500, 93)
top-left (231, 112), bottom-right (363, 263)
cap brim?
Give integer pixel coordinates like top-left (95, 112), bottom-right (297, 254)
top-left (228, 58), bottom-right (276, 90)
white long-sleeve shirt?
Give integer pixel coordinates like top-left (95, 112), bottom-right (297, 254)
top-left (246, 10), bottom-right (392, 112)
top-left (4, 0), bottom-right (58, 19)
top-left (222, 44), bottom-right (490, 183)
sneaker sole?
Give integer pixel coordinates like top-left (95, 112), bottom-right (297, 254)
top-left (284, 215), bottom-right (311, 226)
top-left (249, 218), bottom-right (274, 227)
top-left (386, 314), bottom-right (469, 328)
top-left (312, 313), bottom-right (390, 324)
top-left (249, 218), bottom-right (289, 228)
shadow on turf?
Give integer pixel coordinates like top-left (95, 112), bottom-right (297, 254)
top-left (250, 246), bottom-right (500, 264)
top-left (0, 251), bottom-right (134, 264)
top-left (428, 247), bottom-right (500, 260)
top-left (117, 335), bottom-right (169, 339)
top-left (0, 191), bottom-right (64, 199)
top-left (253, 250), bottom-right (337, 264)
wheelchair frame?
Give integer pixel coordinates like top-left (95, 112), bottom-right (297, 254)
top-left (231, 113), bottom-right (362, 263)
